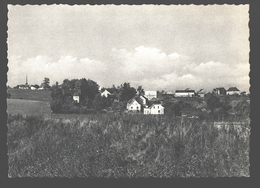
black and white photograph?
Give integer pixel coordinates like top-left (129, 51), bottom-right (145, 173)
top-left (7, 4), bottom-right (250, 177)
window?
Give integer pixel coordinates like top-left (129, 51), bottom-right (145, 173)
top-left (158, 110), bottom-right (160, 113)
top-left (158, 106), bottom-right (159, 108)
top-left (131, 106), bottom-right (133, 109)
top-left (154, 106), bottom-right (155, 109)
top-left (137, 106), bottom-right (139, 109)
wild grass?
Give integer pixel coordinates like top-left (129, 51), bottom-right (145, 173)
top-left (7, 113), bottom-right (250, 177)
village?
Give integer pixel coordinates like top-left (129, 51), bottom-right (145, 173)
top-left (10, 76), bottom-right (250, 118)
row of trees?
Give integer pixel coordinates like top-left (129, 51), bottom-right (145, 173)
top-left (50, 78), bottom-right (143, 113)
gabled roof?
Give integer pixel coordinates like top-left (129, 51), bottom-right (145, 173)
top-left (197, 89), bottom-right (205, 93)
top-left (127, 98), bottom-right (140, 105)
top-left (227, 87), bottom-right (239, 91)
top-left (73, 90), bottom-right (81, 96)
top-left (146, 103), bottom-right (164, 109)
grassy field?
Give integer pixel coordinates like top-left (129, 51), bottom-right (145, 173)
top-left (7, 99), bottom-right (52, 117)
top-left (7, 89), bottom-right (52, 102)
top-left (7, 95), bottom-right (250, 177)
top-left (7, 115), bottom-right (250, 177)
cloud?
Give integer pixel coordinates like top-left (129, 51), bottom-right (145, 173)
top-left (8, 46), bottom-right (249, 92)
top-left (8, 55), bottom-right (107, 87)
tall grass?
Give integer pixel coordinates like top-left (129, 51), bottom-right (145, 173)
top-left (7, 113), bottom-right (250, 177)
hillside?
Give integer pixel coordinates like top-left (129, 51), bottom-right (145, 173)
top-left (7, 89), bottom-right (52, 102)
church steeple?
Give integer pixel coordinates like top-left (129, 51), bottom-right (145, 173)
top-left (26, 75), bottom-right (28, 85)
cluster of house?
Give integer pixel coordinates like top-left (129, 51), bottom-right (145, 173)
top-left (126, 91), bottom-right (165, 115)
top-left (212, 87), bottom-right (241, 95)
top-left (17, 76), bottom-right (44, 90)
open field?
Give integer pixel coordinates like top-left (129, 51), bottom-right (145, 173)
top-left (7, 89), bottom-right (52, 102)
top-left (7, 95), bottom-right (250, 177)
top-left (7, 99), bottom-right (52, 117)
top-left (7, 109), bottom-right (250, 178)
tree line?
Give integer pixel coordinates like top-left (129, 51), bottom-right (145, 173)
top-left (50, 78), bottom-right (144, 113)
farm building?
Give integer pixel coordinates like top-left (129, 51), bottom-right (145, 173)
top-left (226, 87), bottom-right (240, 95)
top-left (144, 91), bottom-right (157, 100)
top-left (175, 89), bottom-right (195, 97)
top-left (126, 98), bottom-right (142, 112)
top-left (73, 90), bottom-right (81, 103)
top-left (197, 89), bottom-right (205, 98)
top-left (18, 85), bottom-right (29, 89)
top-left (212, 87), bottom-right (226, 95)
top-left (144, 103), bottom-right (164, 115)
top-left (30, 86), bottom-right (37, 90)
top-left (101, 89), bottom-right (111, 98)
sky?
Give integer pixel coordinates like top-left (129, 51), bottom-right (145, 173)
top-left (7, 5), bottom-right (250, 92)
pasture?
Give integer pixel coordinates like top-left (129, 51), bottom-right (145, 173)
top-left (7, 89), bottom-right (52, 102)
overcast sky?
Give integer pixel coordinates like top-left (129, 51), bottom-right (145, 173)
top-left (7, 5), bottom-right (249, 92)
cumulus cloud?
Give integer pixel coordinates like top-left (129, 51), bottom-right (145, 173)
top-left (8, 55), bottom-right (107, 87)
top-left (8, 46), bottom-right (249, 92)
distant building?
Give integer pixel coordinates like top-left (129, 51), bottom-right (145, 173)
top-left (19, 75), bottom-right (29, 89)
top-left (144, 91), bottom-right (157, 100)
top-left (144, 104), bottom-right (164, 115)
top-left (175, 89), bottom-right (195, 97)
top-left (30, 86), bottom-right (37, 90)
top-left (197, 89), bottom-right (205, 98)
top-left (126, 98), bottom-right (141, 112)
top-left (101, 89), bottom-right (111, 98)
top-left (73, 90), bottom-right (81, 103)
top-left (226, 87), bottom-right (240, 95)
top-left (212, 87), bottom-right (226, 95)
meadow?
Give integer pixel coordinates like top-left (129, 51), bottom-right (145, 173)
top-left (7, 99), bottom-right (250, 177)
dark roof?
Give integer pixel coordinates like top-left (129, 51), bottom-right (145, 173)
top-left (73, 90), bottom-right (81, 96)
top-left (175, 90), bottom-right (195, 93)
top-left (127, 98), bottom-right (136, 105)
top-left (227, 87), bottom-right (239, 91)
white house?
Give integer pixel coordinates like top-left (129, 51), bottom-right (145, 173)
top-left (73, 90), bottom-right (81, 103)
top-left (175, 89), bottom-right (195, 97)
top-left (30, 86), bottom-right (37, 90)
top-left (144, 91), bottom-right (157, 100)
top-left (101, 89), bottom-right (111, 98)
top-left (144, 104), bottom-right (164, 115)
top-left (127, 99), bottom-right (141, 112)
top-left (226, 87), bottom-right (240, 95)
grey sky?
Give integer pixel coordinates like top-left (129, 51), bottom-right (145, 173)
top-left (7, 5), bottom-right (249, 92)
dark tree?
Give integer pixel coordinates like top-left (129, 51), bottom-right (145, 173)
top-left (120, 83), bottom-right (137, 102)
top-left (42, 77), bottom-right (50, 89)
top-left (137, 86), bottom-right (145, 96)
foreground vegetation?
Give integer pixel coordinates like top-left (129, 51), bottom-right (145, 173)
top-left (8, 113), bottom-right (250, 177)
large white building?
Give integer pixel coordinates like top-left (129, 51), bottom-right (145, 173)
top-left (175, 89), bottom-right (195, 97)
top-left (144, 104), bottom-right (164, 115)
top-left (226, 87), bottom-right (240, 95)
top-left (144, 91), bottom-right (157, 100)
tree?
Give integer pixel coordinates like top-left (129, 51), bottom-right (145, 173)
top-left (74, 78), bottom-right (100, 106)
top-left (93, 94), bottom-right (107, 111)
top-left (137, 86), bottom-right (145, 96)
top-left (206, 94), bottom-right (221, 113)
top-left (120, 83), bottom-right (136, 102)
top-left (42, 77), bottom-right (50, 89)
